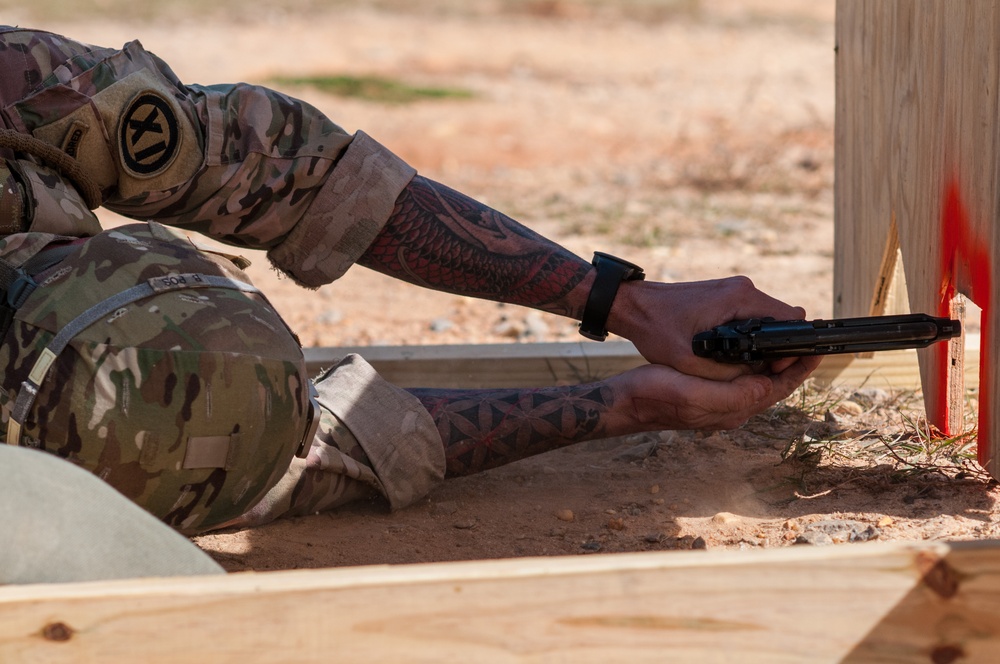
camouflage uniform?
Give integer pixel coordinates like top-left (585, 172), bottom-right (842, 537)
top-left (0, 26), bottom-right (445, 531)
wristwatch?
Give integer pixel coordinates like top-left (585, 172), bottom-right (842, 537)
top-left (578, 252), bottom-right (645, 341)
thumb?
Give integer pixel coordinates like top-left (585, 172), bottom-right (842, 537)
top-left (734, 374), bottom-right (773, 410)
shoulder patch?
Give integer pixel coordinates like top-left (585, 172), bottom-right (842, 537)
top-left (60, 120), bottom-right (89, 160)
top-left (118, 90), bottom-right (180, 178)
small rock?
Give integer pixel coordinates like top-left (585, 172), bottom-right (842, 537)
top-left (452, 520), bottom-right (477, 530)
top-left (795, 519), bottom-right (880, 546)
top-left (613, 439), bottom-right (660, 462)
top-left (650, 484), bottom-right (660, 495)
top-left (581, 541), bottom-right (602, 552)
top-left (607, 517), bottom-right (626, 531)
top-left (645, 532), bottom-right (664, 543)
top-left (877, 516), bottom-right (895, 528)
top-left (493, 320), bottom-right (522, 338)
top-left (795, 531), bottom-right (834, 546)
top-left (783, 519), bottom-right (801, 531)
top-left (651, 498), bottom-right (665, 505)
top-left (431, 501), bottom-right (459, 516)
top-left (674, 535), bottom-right (707, 550)
top-left (429, 318), bottom-right (454, 333)
top-left (853, 388), bottom-right (890, 405)
top-left (711, 511), bottom-right (740, 525)
top-left (834, 400), bottom-right (865, 416)
top-left (316, 309), bottom-right (343, 325)
top-left (523, 311), bottom-right (550, 338)
top-left (824, 410), bottom-right (848, 424)
top-left (701, 432), bottom-right (728, 449)
top-left (556, 509), bottom-right (575, 522)
top-left (714, 218), bottom-right (748, 236)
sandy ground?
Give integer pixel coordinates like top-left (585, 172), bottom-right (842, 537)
top-left (11, 1), bottom-right (1000, 571)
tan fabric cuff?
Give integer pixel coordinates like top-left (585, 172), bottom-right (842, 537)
top-left (268, 131), bottom-right (416, 288)
top-left (313, 354), bottom-right (445, 509)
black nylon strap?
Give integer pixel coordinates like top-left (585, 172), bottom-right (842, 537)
top-left (578, 252), bottom-right (644, 342)
top-left (0, 256), bottom-right (22, 294)
top-left (0, 244), bottom-right (83, 343)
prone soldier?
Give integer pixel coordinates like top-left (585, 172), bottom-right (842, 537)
top-left (0, 26), bottom-right (820, 541)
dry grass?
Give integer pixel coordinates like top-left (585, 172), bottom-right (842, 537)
top-left (766, 382), bottom-right (991, 493)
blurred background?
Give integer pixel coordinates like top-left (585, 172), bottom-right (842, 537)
top-left (2, 0), bottom-right (836, 347)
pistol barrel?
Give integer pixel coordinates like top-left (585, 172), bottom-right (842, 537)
top-left (693, 314), bottom-right (961, 364)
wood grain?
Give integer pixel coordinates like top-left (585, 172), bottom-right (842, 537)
top-left (835, 0), bottom-right (998, 475)
top-left (3, 541), bottom-right (999, 663)
top-left (304, 340), bottom-right (980, 391)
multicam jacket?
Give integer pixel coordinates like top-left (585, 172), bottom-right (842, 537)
top-left (0, 25), bottom-right (414, 288)
top-left (0, 27), bottom-right (445, 529)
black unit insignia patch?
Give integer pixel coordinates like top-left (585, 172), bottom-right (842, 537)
top-left (118, 91), bottom-right (180, 178)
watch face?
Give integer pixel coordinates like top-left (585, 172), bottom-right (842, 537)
top-left (593, 252), bottom-right (645, 279)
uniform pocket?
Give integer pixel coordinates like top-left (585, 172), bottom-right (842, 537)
top-left (5, 41), bottom-right (206, 201)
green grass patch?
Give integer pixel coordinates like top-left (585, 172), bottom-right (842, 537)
top-left (270, 74), bottom-right (474, 104)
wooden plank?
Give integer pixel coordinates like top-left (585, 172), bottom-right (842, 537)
top-left (1, 540), bottom-right (998, 663)
top-left (834, 0), bottom-right (999, 475)
top-left (305, 340), bottom-right (981, 392)
top-left (304, 340), bottom-right (648, 388)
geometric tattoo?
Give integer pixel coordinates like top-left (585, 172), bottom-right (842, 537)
top-left (408, 384), bottom-right (614, 477)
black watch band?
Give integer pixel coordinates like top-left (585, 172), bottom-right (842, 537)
top-left (578, 252), bottom-right (645, 341)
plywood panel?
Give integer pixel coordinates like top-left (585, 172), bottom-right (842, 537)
top-left (834, 0), bottom-right (898, 321)
top-left (835, 0), bottom-right (1000, 476)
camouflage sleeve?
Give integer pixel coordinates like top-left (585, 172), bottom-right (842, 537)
top-left (0, 26), bottom-right (415, 287)
top-left (310, 354), bottom-right (445, 509)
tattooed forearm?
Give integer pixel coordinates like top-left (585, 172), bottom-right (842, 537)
top-left (359, 175), bottom-right (591, 317)
top-left (409, 383), bottom-right (616, 477)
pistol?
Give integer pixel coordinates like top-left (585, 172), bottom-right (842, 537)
top-left (692, 313), bottom-right (961, 364)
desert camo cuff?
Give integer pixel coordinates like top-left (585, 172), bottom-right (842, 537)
top-left (267, 131), bottom-right (417, 288)
top-left (13, 160), bottom-right (102, 237)
top-left (312, 353), bottom-right (445, 510)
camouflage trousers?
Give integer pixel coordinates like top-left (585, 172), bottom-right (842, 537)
top-left (225, 354), bottom-right (445, 530)
top-left (228, 405), bottom-right (380, 529)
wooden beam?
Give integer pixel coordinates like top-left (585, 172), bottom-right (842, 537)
top-left (303, 340), bottom-right (648, 388)
top-left (305, 340), bottom-right (981, 391)
top-left (1, 540), bottom-right (998, 663)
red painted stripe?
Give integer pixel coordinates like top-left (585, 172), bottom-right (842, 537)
top-left (940, 180), bottom-right (990, 465)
